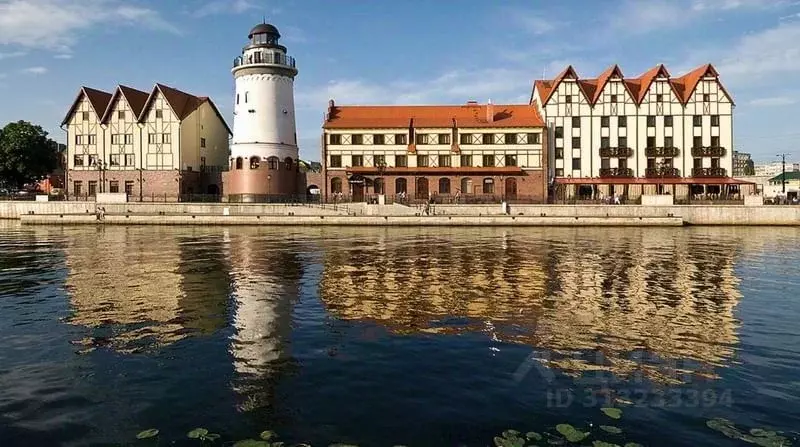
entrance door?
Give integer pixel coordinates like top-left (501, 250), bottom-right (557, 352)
top-left (505, 178), bottom-right (518, 200)
top-left (352, 183), bottom-right (364, 202)
top-left (416, 177), bottom-right (429, 199)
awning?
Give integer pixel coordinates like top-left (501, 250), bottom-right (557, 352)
top-left (554, 177), bottom-right (755, 185)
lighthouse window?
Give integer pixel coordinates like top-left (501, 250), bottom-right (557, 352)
top-left (245, 92), bottom-right (249, 103)
top-left (236, 94), bottom-right (239, 105)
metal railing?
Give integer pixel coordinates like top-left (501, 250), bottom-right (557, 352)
top-left (691, 167), bottom-right (727, 177)
top-left (691, 146), bottom-right (726, 157)
top-left (645, 167), bottom-right (681, 178)
top-left (645, 146), bottom-right (680, 157)
top-left (599, 147), bottom-right (634, 158)
top-left (599, 167), bottom-right (634, 178)
top-left (233, 52), bottom-right (296, 68)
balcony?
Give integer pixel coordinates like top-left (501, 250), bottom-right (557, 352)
top-left (600, 167), bottom-right (634, 178)
top-left (233, 52), bottom-right (296, 69)
top-left (691, 146), bottom-right (726, 157)
top-left (645, 146), bottom-right (680, 157)
top-left (645, 167), bottom-right (681, 178)
top-left (599, 147), bottom-right (633, 158)
top-left (692, 167), bottom-right (727, 177)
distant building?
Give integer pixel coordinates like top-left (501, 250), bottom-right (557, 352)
top-left (732, 151), bottom-right (754, 176)
top-left (767, 171), bottom-right (800, 199)
top-left (321, 100), bottom-right (548, 203)
top-left (62, 84), bottom-right (230, 200)
top-left (753, 161), bottom-right (800, 177)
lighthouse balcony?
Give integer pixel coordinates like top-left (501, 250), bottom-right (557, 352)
top-left (234, 52), bottom-right (296, 69)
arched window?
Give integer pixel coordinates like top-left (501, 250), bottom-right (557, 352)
top-left (461, 178), bottom-right (473, 194)
top-left (267, 156), bottom-right (278, 170)
top-left (439, 178), bottom-right (451, 194)
top-left (331, 177), bottom-right (342, 194)
top-left (235, 157), bottom-right (243, 170)
top-left (505, 177), bottom-right (517, 199)
top-left (415, 177), bottom-right (429, 199)
top-left (250, 156), bottom-right (260, 169)
top-left (374, 178), bottom-right (384, 194)
top-left (395, 177), bottom-right (407, 194)
top-left (483, 177), bottom-right (494, 194)
top-left (285, 157), bottom-right (293, 171)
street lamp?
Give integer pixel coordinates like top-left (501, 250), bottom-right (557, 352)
top-left (267, 174), bottom-right (272, 202)
top-left (777, 153), bottom-right (790, 194)
top-left (376, 158), bottom-right (386, 198)
top-left (95, 160), bottom-right (106, 194)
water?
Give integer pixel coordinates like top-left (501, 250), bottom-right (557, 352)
top-left (0, 221), bottom-right (798, 446)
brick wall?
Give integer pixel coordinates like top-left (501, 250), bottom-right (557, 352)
top-left (66, 169), bottom-right (218, 199)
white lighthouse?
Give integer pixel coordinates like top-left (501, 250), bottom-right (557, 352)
top-left (223, 23), bottom-right (300, 201)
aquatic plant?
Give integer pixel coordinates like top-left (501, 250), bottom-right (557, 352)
top-left (187, 428), bottom-right (221, 442)
top-left (600, 407), bottom-right (623, 420)
top-left (135, 428), bottom-right (159, 440)
top-left (706, 418), bottom-right (790, 446)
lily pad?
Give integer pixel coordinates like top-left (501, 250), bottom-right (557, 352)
top-left (260, 431), bottom-right (277, 441)
top-left (526, 431), bottom-right (543, 441)
top-left (706, 418), bottom-right (742, 439)
top-left (494, 436), bottom-right (525, 447)
top-left (599, 425), bottom-right (623, 434)
top-left (204, 433), bottom-right (221, 441)
top-left (750, 428), bottom-right (778, 438)
top-left (624, 443), bottom-right (644, 447)
top-left (136, 428), bottom-right (159, 439)
top-left (555, 424), bottom-right (588, 443)
top-left (233, 440), bottom-right (269, 447)
top-left (328, 444), bottom-right (359, 447)
top-left (600, 407), bottom-right (623, 420)
top-left (187, 428), bottom-right (209, 439)
top-left (592, 442), bottom-right (621, 447)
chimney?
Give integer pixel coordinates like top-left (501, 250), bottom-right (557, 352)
top-left (486, 99), bottom-right (494, 123)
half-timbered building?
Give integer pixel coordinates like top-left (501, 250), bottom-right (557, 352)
top-left (62, 84), bottom-right (231, 200)
top-left (531, 64), bottom-right (752, 202)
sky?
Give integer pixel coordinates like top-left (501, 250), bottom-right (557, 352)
top-left (1, 0), bottom-right (799, 163)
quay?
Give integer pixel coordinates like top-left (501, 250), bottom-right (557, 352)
top-left (2, 201), bottom-right (799, 226)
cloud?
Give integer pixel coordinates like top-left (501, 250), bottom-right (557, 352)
top-left (0, 0), bottom-right (179, 51)
top-left (0, 51), bottom-right (26, 60)
top-left (191, 0), bottom-right (261, 17)
top-left (54, 53), bottom-right (73, 59)
top-left (514, 12), bottom-right (559, 35)
top-left (716, 22), bottom-right (800, 81)
top-left (748, 96), bottom-right (797, 107)
top-left (21, 66), bottom-right (47, 74)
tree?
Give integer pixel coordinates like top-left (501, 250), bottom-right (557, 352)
top-left (744, 159), bottom-right (755, 176)
top-left (0, 121), bottom-right (59, 189)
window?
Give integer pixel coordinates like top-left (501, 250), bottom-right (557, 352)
top-left (155, 110), bottom-right (163, 119)
top-left (693, 115), bottom-right (702, 127)
top-left (711, 136), bottom-right (720, 147)
top-left (235, 157), bottom-right (243, 169)
top-left (703, 93), bottom-right (710, 102)
top-left (555, 148), bottom-right (564, 159)
top-left (504, 154), bottom-right (517, 166)
top-left (505, 133), bottom-right (517, 144)
top-left (148, 133), bottom-right (158, 144)
top-left (415, 133), bottom-right (427, 145)
top-left (526, 133), bottom-right (540, 144)
top-left (555, 126), bottom-right (563, 138)
top-left (572, 158), bottom-right (581, 170)
top-left (352, 134), bottom-right (363, 145)
top-left (438, 134), bottom-right (450, 145)
top-left (329, 155), bottom-right (342, 168)
top-left (267, 157), bottom-right (278, 170)
top-left (438, 155), bottom-right (451, 167)
top-left (555, 168), bottom-right (564, 177)
top-left (200, 138), bottom-right (206, 148)
top-left (610, 94), bottom-right (618, 103)
top-left (374, 134), bottom-right (385, 145)
top-left (601, 137), bottom-right (610, 148)
top-left (109, 181), bottom-right (119, 193)
top-left (73, 181), bottom-right (83, 195)
top-left (88, 135), bottom-right (96, 145)
top-left (618, 116), bottom-right (627, 128)
top-left (647, 158), bottom-right (656, 169)
top-left (395, 134), bottom-right (407, 145)
top-left (330, 134), bottom-right (342, 145)
top-left (694, 158), bottom-right (703, 169)
top-left (124, 134), bottom-right (133, 144)
top-left (711, 157), bottom-right (720, 168)
top-left (351, 155), bottom-right (363, 167)
top-left (711, 115), bottom-right (719, 127)
top-left (601, 116), bottom-right (609, 128)
top-left (460, 133), bottom-right (472, 144)
top-left (250, 156), bottom-right (260, 169)
top-left (482, 133), bottom-right (494, 144)
top-left (88, 155), bottom-right (98, 166)
top-left (82, 112), bottom-right (89, 121)
top-left (482, 154), bottom-right (495, 167)
top-left (110, 154), bottom-right (120, 166)
top-left (601, 158), bottom-right (611, 170)
top-left (285, 157), bottom-right (293, 171)
top-left (572, 137), bottom-right (580, 148)
top-left (331, 177), bottom-right (343, 194)
top-left (572, 117), bottom-right (580, 128)
top-left (236, 94), bottom-right (239, 105)
top-left (124, 181), bottom-right (134, 195)
top-left (619, 137), bottom-right (627, 148)
top-left (665, 136), bottom-right (673, 148)
top-left (416, 155), bottom-right (428, 167)
top-left (374, 154), bottom-right (386, 167)
top-left (395, 155), bottom-right (407, 167)
top-left (665, 115), bottom-right (673, 127)
top-left (162, 133), bottom-right (171, 144)
top-left (565, 95), bottom-right (572, 104)
top-left (74, 155), bottom-right (84, 166)
top-left (88, 181), bottom-right (97, 196)
top-left (111, 134), bottom-right (122, 144)
top-left (693, 136), bottom-right (702, 148)
top-left (118, 111), bottom-right (125, 120)
top-left (647, 116), bottom-right (656, 127)
top-left (619, 158), bottom-right (628, 169)
top-left (656, 94), bottom-right (663, 103)
top-left (482, 178), bottom-right (494, 194)
top-left (245, 92), bottom-right (249, 103)
top-left (460, 154), bottom-right (472, 167)
top-left (647, 136), bottom-right (656, 148)
top-left (439, 178), bottom-right (451, 194)
top-left (395, 177), bottom-right (407, 194)
top-left (125, 154), bottom-right (134, 166)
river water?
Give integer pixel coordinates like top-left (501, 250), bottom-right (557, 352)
top-left (0, 221), bottom-right (798, 446)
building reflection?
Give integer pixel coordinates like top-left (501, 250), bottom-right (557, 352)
top-left (319, 228), bottom-right (743, 384)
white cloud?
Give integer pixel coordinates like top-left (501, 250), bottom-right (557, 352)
top-left (748, 96), bottom-right (797, 107)
top-left (0, 0), bottom-right (179, 51)
top-left (192, 0), bottom-right (259, 17)
top-left (21, 66), bottom-right (47, 74)
top-left (54, 53), bottom-right (73, 59)
top-left (514, 12), bottom-right (558, 35)
top-left (717, 22), bottom-right (800, 80)
top-left (0, 51), bottom-right (26, 60)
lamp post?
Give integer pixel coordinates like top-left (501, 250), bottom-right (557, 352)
top-left (777, 153), bottom-right (790, 194)
top-left (267, 174), bottom-right (272, 202)
top-left (95, 160), bottom-right (106, 194)
top-left (376, 159), bottom-right (386, 200)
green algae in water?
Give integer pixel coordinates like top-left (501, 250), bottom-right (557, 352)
top-left (555, 423), bottom-right (589, 443)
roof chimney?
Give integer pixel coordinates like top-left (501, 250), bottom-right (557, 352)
top-left (466, 100), bottom-right (478, 106)
top-left (486, 99), bottom-right (494, 123)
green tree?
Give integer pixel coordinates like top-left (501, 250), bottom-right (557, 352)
top-left (744, 159), bottom-right (755, 176)
top-left (0, 120), bottom-right (59, 189)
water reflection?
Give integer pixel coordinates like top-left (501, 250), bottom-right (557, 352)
top-left (319, 228), bottom-right (743, 384)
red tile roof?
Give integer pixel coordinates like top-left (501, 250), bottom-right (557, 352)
top-left (61, 87), bottom-right (113, 125)
top-left (532, 63), bottom-right (734, 106)
top-left (324, 102), bottom-right (545, 129)
top-left (99, 85), bottom-right (150, 122)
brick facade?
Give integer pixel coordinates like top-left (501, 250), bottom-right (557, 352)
top-left (67, 169), bottom-right (222, 200)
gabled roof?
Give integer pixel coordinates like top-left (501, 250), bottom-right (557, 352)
top-left (671, 64), bottom-right (735, 105)
top-left (769, 171), bottom-right (800, 182)
top-left (591, 65), bottom-right (632, 103)
top-left (538, 65), bottom-right (579, 105)
top-left (140, 84), bottom-right (232, 135)
top-left (99, 85), bottom-right (150, 123)
top-left (634, 64), bottom-right (673, 103)
top-left (323, 102), bottom-right (545, 129)
top-left (61, 87), bottom-right (112, 125)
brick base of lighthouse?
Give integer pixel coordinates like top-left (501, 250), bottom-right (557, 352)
top-left (222, 163), bottom-right (299, 202)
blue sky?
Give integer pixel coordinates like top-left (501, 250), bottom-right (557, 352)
top-left (1, 0), bottom-right (799, 162)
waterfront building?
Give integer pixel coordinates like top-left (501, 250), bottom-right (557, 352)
top-left (62, 85), bottom-right (230, 200)
top-left (753, 161), bottom-right (800, 177)
top-left (531, 64), bottom-right (750, 201)
top-left (222, 23), bottom-right (301, 201)
top-left (767, 172), bottom-right (800, 200)
top-left (321, 100), bottom-right (548, 202)
top-left (733, 151), bottom-right (754, 176)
